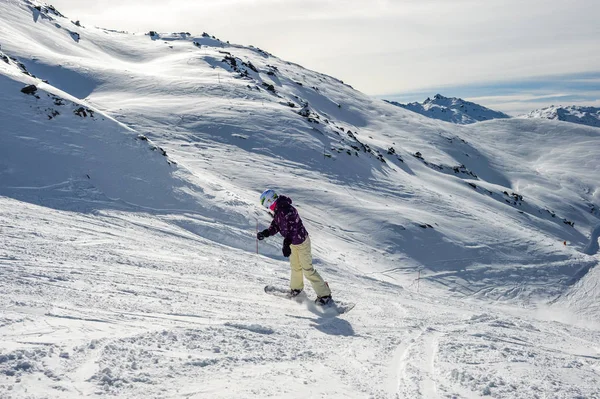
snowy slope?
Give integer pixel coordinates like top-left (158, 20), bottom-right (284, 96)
top-left (521, 105), bottom-right (600, 128)
top-left (0, 57), bottom-right (198, 212)
top-left (1, 1), bottom-right (600, 398)
top-left (386, 94), bottom-right (511, 124)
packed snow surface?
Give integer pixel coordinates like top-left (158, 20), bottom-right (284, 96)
top-left (1, 1), bottom-right (599, 398)
top-left (385, 94), bottom-right (511, 125)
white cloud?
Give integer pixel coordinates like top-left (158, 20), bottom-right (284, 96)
top-left (466, 91), bottom-right (600, 115)
top-left (469, 91), bottom-right (600, 103)
top-left (489, 99), bottom-right (600, 116)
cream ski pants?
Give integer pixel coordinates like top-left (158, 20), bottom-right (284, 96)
top-left (289, 237), bottom-right (332, 297)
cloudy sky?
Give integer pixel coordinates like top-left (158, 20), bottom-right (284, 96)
top-left (50, 0), bottom-right (600, 115)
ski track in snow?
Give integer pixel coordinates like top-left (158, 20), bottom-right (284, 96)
top-left (1, 200), bottom-right (600, 398)
top-left (389, 326), bottom-right (441, 399)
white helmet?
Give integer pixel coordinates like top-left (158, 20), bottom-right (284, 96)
top-left (260, 189), bottom-right (278, 209)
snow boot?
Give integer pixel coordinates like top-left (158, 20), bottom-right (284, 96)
top-left (289, 289), bottom-right (303, 298)
top-left (315, 295), bottom-right (332, 306)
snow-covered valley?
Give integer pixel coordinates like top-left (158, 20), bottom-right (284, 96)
top-left (1, 1), bottom-right (599, 398)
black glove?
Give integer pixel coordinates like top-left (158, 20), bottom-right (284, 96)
top-left (282, 238), bottom-right (292, 257)
top-left (257, 229), bottom-right (270, 241)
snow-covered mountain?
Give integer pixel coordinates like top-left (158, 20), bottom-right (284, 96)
top-left (1, 1), bottom-right (599, 398)
top-left (521, 105), bottom-right (600, 128)
top-left (386, 94), bottom-right (511, 124)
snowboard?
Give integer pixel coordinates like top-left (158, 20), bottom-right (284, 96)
top-left (264, 285), bottom-right (355, 315)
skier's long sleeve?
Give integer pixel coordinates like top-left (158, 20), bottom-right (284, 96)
top-left (267, 218), bottom-right (280, 237)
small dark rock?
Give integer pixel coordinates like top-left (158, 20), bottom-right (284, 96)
top-left (74, 107), bottom-right (94, 118)
top-left (262, 83), bottom-right (276, 93)
top-left (47, 5), bottom-right (64, 17)
top-left (298, 105), bottom-right (310, 118)
top-left (21, 85), bottom-right (38, 95)
top-left (223, 55), bottom-right (237, 68)
top-left (152, 146), bottom-right (168, 156)
top-left (511, 192), bottom-right (523, 201)
top-left (243, 61), bottom-right (258, 73)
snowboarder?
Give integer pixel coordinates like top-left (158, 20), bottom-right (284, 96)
top-left (257, 189), bottom-right (333, 305)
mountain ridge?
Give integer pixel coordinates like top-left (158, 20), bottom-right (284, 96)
top-left (520, 104), bottom-right (600, 128)
top-left (385, 93), bottom-right (511, 124)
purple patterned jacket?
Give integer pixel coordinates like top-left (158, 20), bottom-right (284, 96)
top-left (267, 196), bottom-right (309, 245)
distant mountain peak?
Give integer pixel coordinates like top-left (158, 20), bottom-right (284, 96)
top-left (385, 94), bottom-right (510, 125)
top-left (520, 105), bottom-right (600, 128)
